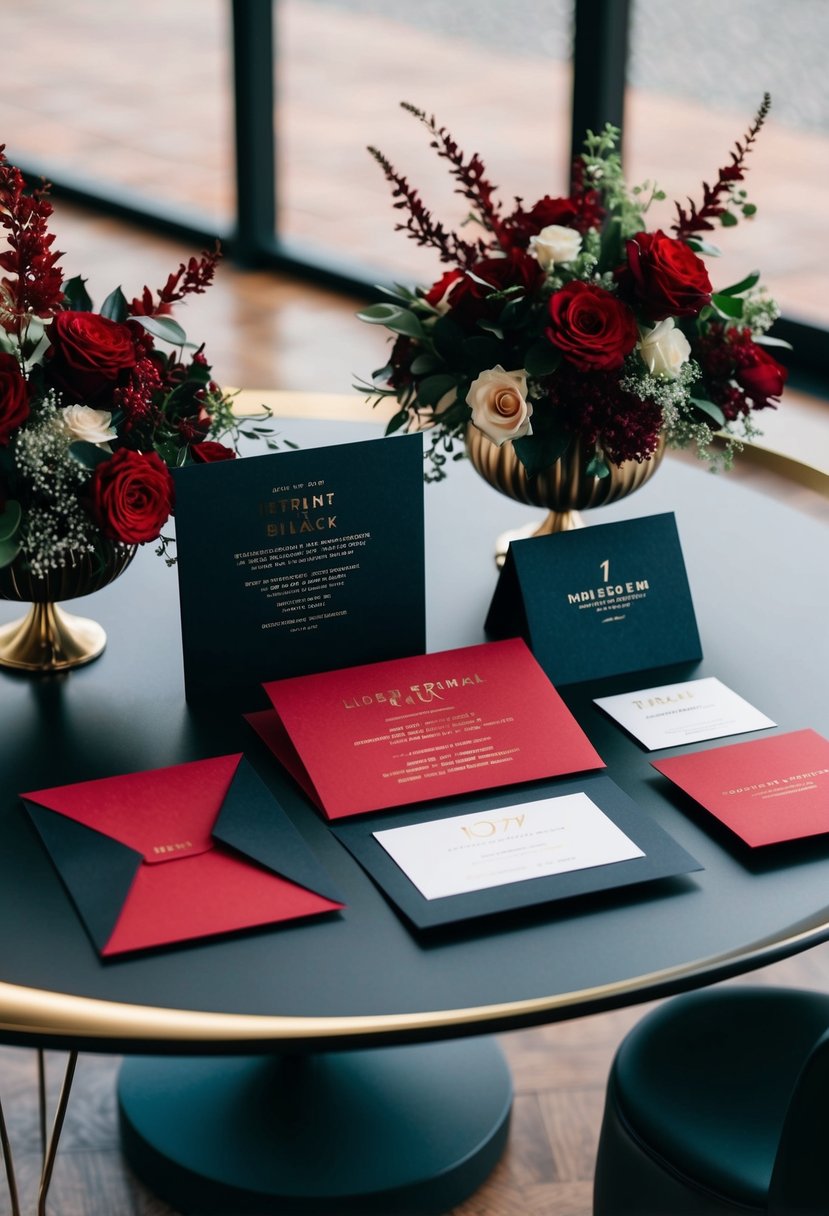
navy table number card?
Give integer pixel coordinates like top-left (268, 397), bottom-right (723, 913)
top-left (174, 433), bottom-right (425, 700)
top-left (485, 512), bottom-right (702, 685)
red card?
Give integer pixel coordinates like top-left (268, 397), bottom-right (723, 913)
top-left (653, 729), bottom-right (829, 847)
top-left (22, 755), bottom-right (344, 956)
top-left (248, 638), bottom-right (604, 820)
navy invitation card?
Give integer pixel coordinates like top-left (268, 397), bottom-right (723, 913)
top-left (485, 513), bottom-right (701, 685)
top-left (174, 433), bottom-right (425, 700)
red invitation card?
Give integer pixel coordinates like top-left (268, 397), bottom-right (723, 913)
top-left (21, 755), bottom-right (344, 956)
top-left (247, 638), bottom-right (605, 820)
top-left (653, 729), bottom-right (829, 847)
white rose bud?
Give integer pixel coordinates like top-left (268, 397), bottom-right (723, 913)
top-left (638, 318), bottom-right (691, 380)
top-left (61, 404), bottom-right (118, 446)
top-left (466, 366), bottom-right (532, 447)
top-left (529, 224), bottom-right (582, 270)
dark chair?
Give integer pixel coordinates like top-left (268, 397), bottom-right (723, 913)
top-left (593, 986), bottom-right (829, 1215)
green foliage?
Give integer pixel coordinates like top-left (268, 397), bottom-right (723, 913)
top-left (356, 302), bottom-right (426, 340)
top-left (0, 500), bottom-right (21, 542)
top-left (129, 314), bottom-right (189, 346)
top-left (68, 440), bottom-right (110, 470)
top-left (100, 287), bottom-right (129, 322)
top-left (62, 276), bottom-right (93, 311)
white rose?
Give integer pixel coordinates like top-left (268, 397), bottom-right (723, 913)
top-left (529, 224), bottom-right (582, 270)
top-left (638, 318), bottom-right (691, 380)
top-left (466, 366), bottom-right (532, 447)
top-left (61, 404), bottom-right (118, 446)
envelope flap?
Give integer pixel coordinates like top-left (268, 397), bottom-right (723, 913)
top-left (23, 755), bottom-right (244, 864)
top-left (23, 800), bottom-right (143, 952)
top-left (212, 758), bottom-right (343, 904)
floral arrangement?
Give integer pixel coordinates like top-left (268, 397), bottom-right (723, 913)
top-left (0, 145), bottom-right (271, 578)
top-left (359, 97), bottom-right (789, 482)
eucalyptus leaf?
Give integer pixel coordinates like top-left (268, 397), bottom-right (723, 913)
top-left (409, 352), bottom-right (443, 376)
top-left (100, 286), bottom-right (129, 322)
top-left (717, 271), bottom-right (760, 298)
top-left (385, 409), bottom-right (410, 435)
top-left (719, 211), bottom-right (739, 227)
top-left (690, 396), bottom-right (727, 427)
top-left (375, 282), bottom-right (420, 304)
top-left (0, 329), bottom-right (15, 355)
top-left (711, 293), bottom-right (744, 320)
top-left (753, 335), bottom-right (794, 350)
top-left (0, 500), bottom-right (21, 543)
top-left (0, 536), bottom-right (21, 568)
top-left (129, 314), bottom-right (189, 346)
top-left (476, 320), bottom-right (504, 340)
top-left (524, 340), bottom-right (562, 379)
top-left (686, 238), bottom-right (722, 257)
top-left (69, 440), bottom-right (111, 470)
top-left (585, 455), bottom-right (610, 479)
top-left (417, 374), bottom-right (457, 408)
top-left (62, 275), bottom-right (93, 312)
top-left (512, 428), bottom-right (570, 478)
top-left (356, 303), bottom-right (425, 340)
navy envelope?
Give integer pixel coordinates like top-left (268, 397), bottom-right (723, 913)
top-left (22, 755), bottom-right (344, 956)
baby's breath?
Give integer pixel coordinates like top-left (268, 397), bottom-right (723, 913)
top-left (14, 395), bottom-right (98, 577)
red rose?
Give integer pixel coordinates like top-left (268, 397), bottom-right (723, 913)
top-left (424, 270), bottom-right (462, 308)
top-left (89, 448), bottom-right (174, 544)
top-left (736, 344), bottom-right (787, 408)
top-left (622, 230), bottom-right (712, 321)
top-left (0, 352), bottom-right (29, 444)
top-left (46, 311), bottom-right (138, 402)
top-left (546, 281), bottom-right (639, 371)
top-left (449, 250), bottom-right (543, 326)
top-left (191, 440), bottom-right (236, 463)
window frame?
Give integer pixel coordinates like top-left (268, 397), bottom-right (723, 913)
top-left (5, 0), bottom-right (825, 384)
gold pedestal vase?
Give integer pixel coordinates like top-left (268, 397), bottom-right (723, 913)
top-left (465, 424), bottom-right (666, 565)
top-left (0, 543), bottom-right (136, 673)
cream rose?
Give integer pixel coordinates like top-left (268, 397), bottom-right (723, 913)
top-left (529, 224), bottom-right (582, 270)
top-left (638, 318), bottom-right (691, 380)
top-left (61, 404), bottom-right (118, 446)
top-left (466, 366), bottom-right (532, 446)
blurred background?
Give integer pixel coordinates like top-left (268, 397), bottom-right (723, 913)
top-left (1, 0), bottom-right (826, 401)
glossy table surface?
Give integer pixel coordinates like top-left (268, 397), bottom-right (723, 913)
top-left (1, 403), bottom-right (828, 1053)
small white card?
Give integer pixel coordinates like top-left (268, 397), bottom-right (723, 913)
top-left (372, 794), bottom-right (644, 901)
top-left (594, 676), bottom-right (776, 751)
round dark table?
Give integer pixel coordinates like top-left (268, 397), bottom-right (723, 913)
top-left (1, 402), bottom-right (828, 1213)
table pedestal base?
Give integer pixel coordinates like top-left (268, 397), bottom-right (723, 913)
top-left (118, 1037), bottom-right (512, 1214)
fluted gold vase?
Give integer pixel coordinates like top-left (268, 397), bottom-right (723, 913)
top-left (0, 543), bottom-right (136, 673)
top-left (465, 424), bottom-right (665, 565)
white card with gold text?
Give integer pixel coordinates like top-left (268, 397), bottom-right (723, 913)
top-left (372, 793), bottom-right (644, 901)
top-left (594, 676), bottom-right (775, 751)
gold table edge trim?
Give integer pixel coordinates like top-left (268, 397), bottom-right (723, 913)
top-left (2, 912), bottom-right (828, 1044)
top-left (3, 390), bottom-right (825, 1045)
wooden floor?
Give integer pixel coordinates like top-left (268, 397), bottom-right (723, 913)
top-left (0, 203), bottom-right (827, 1216)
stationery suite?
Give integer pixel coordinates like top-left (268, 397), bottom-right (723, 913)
top-left (174, 434), bottom-right (426, 699)
top-left (21, 756), bottom-right (344, 956)
top-left (653, 729), bottom-right (829, 847)
top-left (247, 637), bottom-right (605, 819)
top-left (333, 774), bottom-right (702, 929)
top-left (486, 513), bottom-right (702, 684)
top-left (595, 676), bottom-right (776, 750)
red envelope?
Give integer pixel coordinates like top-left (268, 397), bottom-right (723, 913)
top-left (21, 754), bottom-right (344, 956)
top-left (247, 638), bottom-right (605, 820)
top-left (653, 729), bottom-right (829, 847)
